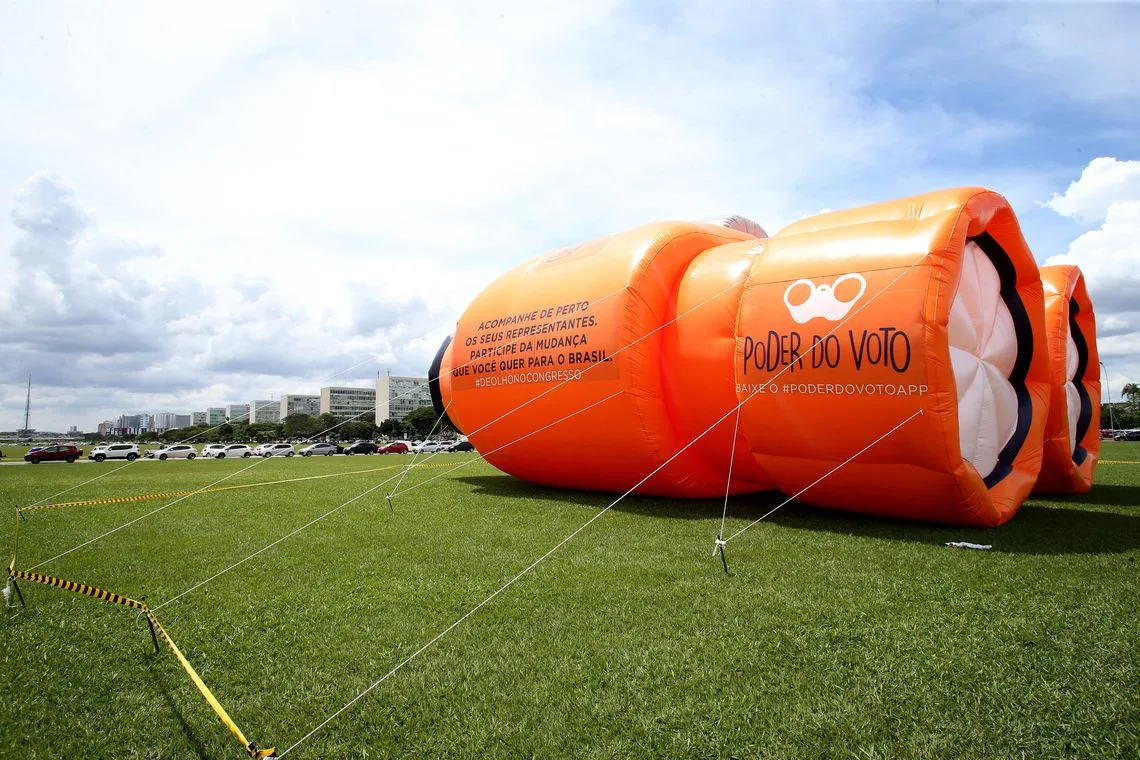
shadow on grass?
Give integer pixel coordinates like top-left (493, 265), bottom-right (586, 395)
top-left (457, 474), bottom-right (782, 518)
top-left (764, 503), bottom-right (1140, 555)
top-left (457, 475), bottom-right (1140, 555)
top-left (146, 657), bottom-right (213, 760)
top-left (1044, 483), bottom-right (1140, 509)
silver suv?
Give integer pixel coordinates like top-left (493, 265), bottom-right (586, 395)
top-left (88, 444), bottom-right (140, 462)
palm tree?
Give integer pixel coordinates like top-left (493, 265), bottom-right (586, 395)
top-left (1123, 383), bottom-right (1140, 407)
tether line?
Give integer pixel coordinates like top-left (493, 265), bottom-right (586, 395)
top-left (723, 409), bottom-right (925, 543)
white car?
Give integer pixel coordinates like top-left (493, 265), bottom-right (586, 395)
top-left (88, 444), bottom-right (140, 462)
top-left (214, 444), bottom-right (253, 459)
top-left (201, 444), bottom-right (227, 458)
top-left (252, 443), bottom-right (275, 456)
top-left (412, 441), bottom-right (448, 453)
top-left (145, 444), bottom-right (198, 460)
top-left (261, 443), bottom-right (295, 457)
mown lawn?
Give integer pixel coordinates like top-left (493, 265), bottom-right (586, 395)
top-left (1, 445), bottom-right (1138, 759)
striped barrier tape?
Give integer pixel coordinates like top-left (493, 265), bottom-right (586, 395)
top-left (6, 566), bottom-right (275, 758)
top-left (5, 456), bottom-right (486, 754)
top-left (8, 567), bottom-right (147, 610)
top-left (18, 490), bottom-right (200, 513)
top-left (146, 610), bottom-right (276, 758)
top-left (18, 461), bottom-right (472, 513)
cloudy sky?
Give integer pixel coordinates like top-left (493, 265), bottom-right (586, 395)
top-left (1, 1), bottom-right (1137, 432)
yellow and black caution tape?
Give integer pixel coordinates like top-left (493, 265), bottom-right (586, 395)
top-left (5, 455), bottom-right (485, 754)
top-left (18, 489), bottom-right (201, 513)
top-left (146, 611), bottom-right (275, 758)
top-left (18, 461), bottom-right (467, 513)
top-left (6, 567), bottom-right (275, 758)
top-left (8, 568), bottom-right (147, 610)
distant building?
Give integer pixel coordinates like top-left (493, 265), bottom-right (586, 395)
top-left (97, 420), bottom-right (114, 436)
top-left (68, 425), bottom-right (79, 434)
top-left (115, 414), bottom-right (147, 436)
top-left (320, 386), bottom-right (376, 420)
top-left (192, 411), bottom-right (208, 426)
top-left (174, 414), bottom-right (192, 428)
top-left (226, 404), bottom-right (249, 423)
top-left (153, 412), bottom-right (180, 432)
top-left (207, 407), bottom-right (226, 426)
top-left (376, 375), bottom-right (432, 423)
top-left (249, 400), bottom-right (280, 424)
top-left (280, 394), bottom-right (320, 419)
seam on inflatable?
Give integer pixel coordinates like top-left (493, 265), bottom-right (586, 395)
top-left (939, 197), bottom-right (993, 524)
top-left (628, 228), bottom-right (747, 483)
top-left (924, 253), bottom-right (955, 469)
top-left (972, 232), bottom-right (1034, 491)
top-left (1068, 296), bottom-right (1093, 466)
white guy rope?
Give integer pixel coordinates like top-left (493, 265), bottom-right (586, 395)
top-left (151, 469), bottom-right (410, 612)
top-left (23, 460), bottom-right (137, 508)
top-left (387, 399), bottom-right (453, 500)
top-left (26, 455), bottom-right (275, 572)
top-left (716, 404), bottom-right (743, 547)
top-left (275, 248), bottom-right (940, 755)
top-left (150, 392), bottom-right (623, 612)
top-left (369, 391), bottom-right (626, 500)
top-left (275, 391), bottom-right (773, 757)
top-left (723, 409), bottom-right (925, 543)
top-left (394, 248), bottom-right (934, 503)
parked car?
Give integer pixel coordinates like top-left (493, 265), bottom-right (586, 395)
top-left (89, 443), bottom-right (140, 462)
top-left (377, 442), bottom-right (409, 454)
top-left (261, 443), bottom-right (295, 457)
top-left (344, 441), bottom-right (379, 455)
top-left (300, 442), bottom-right (343, 456)
top-left (200, 444), bottom-right (227, 458)
top-left (448, 440), bottom-right (476, 453)
top-left (1114, 429), bottom-right (1140, 441)
top-left (145, 444), bottom-right (198, 460)
top-left (412, 441), bottom-right (448, 453)
top-left (214, 444), bottom-right (253, 459)
top-left (25, 444), bottom-right (83, 464)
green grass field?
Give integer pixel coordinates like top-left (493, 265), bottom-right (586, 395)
top-left (2, 446), bottom-right (1138, 759)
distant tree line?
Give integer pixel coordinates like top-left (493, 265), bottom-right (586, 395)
top-left (1102, 402), bottom-right (1140, 430)
top-left (87, 407), bottom-right (455, 443)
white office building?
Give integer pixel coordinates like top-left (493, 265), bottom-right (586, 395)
top-left (249, 400), bottom-right (280, 424)
top-left (226, 404), bottom-right (250, 423)
top-left (376, 375), bottom-right (432, 423)
top-left (152, 412), bottom-right (180, 432)
top-left (192, 411), bottom-right (208, 426)
top-left (115, 414), bottom-right (150, 436)
top-left (280, 394), bottom-right (320, 419)
top-left (320, 386), bottom-right (376, 420)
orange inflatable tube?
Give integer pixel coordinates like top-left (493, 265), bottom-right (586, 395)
top-left (1033, 265), bottom-right (1100, 493)
top-left (432, 188), bottom-right (1071, 526)
top-left (740, 188), bottom-right (1050, 526)
top-left (433, 220), bottom-right (772, 497)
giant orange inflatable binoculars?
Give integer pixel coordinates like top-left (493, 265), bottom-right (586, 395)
top-left (430, 188), bottom-right (1100, 526)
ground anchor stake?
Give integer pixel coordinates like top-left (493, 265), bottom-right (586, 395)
top-left (713, 535), bottom-right (729, 575)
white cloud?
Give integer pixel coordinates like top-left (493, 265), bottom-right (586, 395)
top-left (0, 3), bottom-right (1135, 429)
top-left (0, 171), bottom-right (452, 430)
top-left (1044, 158), bottom-right (1140, 398)
top-left (1043, 157), bottom-right (1140, 224)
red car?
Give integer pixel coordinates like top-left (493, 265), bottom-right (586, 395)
top-left (25, 444), bottom-right (83, 464)
top-left (378, 442), bottom-right (409, 454)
